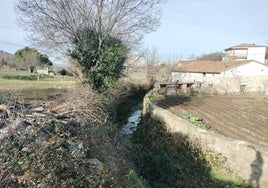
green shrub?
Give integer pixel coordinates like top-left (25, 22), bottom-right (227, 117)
top-left (59, 68), bottom-right (67, 76)
top-left (182, 112), bottom-right (210, 130)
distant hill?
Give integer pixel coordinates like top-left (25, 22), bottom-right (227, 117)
top-left (0, 50), bottom-right (16, 68)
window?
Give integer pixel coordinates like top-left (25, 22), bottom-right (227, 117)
top-left (196, 82), bottom-right (202, 89)
top-left (240, 84), bottom-right (246, 93)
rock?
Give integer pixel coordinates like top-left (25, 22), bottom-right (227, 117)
top-left (0, 104), bottom-right (7, 111)
top-left (0, 119), bottom-right (23, 139)
top-left (88, 158), bottom-right (104, 172)
top-left (108, 161), bottom-right (117, 171)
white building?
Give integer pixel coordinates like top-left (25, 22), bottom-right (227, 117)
top-left (171, 60), bottom-right (268, 94)
top-left (224, 43), bottom-right (268, 64)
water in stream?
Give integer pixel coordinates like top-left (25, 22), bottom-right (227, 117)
top-left (120, 108), bottom-right (142, 136)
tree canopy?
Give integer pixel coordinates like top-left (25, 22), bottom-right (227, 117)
top-left (14, 47), bottom-right (52, 72)
top-left (70, 29), bottom-right (128, 93)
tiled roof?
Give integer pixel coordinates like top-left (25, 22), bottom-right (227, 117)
top-left (172, 60), bottom-right (251, 73)
top-left (225, 43), bottom-right (267, 51)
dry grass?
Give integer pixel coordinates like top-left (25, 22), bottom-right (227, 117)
top-left (62, 85), bottom-right (109, 125)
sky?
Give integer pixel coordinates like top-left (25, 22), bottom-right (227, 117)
top-left (1, 0), bottom-right (268, 61)
top-left (0, 1), bottom-right (28, 53)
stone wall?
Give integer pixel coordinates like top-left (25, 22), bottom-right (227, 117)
top-left (172, 72), bottom-right (268, 95)
top-left (143, 92), bottom-right (268, 188)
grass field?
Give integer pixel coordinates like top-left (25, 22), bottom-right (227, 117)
top-left (0, 70), bottom-right (78, 103)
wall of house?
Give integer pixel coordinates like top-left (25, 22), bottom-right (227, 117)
top-left (223, 62), bottom-right (268, 76)
top-left (171, 72), bottom-right (194, 82)
top-left (171, 72), bottom-right (268, 95)
top-left (36, 67), bottom-right (49, 75)
top-left (143, 93), bottom-right (268, 188)
top-left (209, 76), bottom-right (268, 94)
top-left (248, 47), bottom-right (266, 64)
top-left (234, 49), bottom-right (248, 60)
top-left (171, 62), bottom-right (268, 95)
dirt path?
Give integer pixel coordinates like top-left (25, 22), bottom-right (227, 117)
top-left (154, 95), bottom-right (268, 148)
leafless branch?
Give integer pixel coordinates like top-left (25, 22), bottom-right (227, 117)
top-left (15, 0), bottom-right (165, 52)
top-left (63, 85), bottom-right (109, 125)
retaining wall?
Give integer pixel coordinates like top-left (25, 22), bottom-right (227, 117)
top-left (143, 92), bottom-right (268, 188)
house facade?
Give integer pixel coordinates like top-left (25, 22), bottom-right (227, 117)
top-left (36, 66), bottom-right (49, 75)
top-left (171, 60), bottom-right (268, 95)
top-left (224, 43), bottom-right (268, 64)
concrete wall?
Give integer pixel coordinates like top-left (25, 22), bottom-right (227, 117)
top-left (223, 62), bottom-right (268, 76)
top-left (143, 92), bottom-right (268, 188)
top-left (226, 47), bottom-right (267, 64)
top-left (248, 47), bottom-right (266, 64)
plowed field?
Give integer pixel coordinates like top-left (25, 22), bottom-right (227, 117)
top-left (153, 95), bottom-right (268, 148)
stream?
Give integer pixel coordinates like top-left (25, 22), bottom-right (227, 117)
top-left (120, 105), bottom-right (142, 136)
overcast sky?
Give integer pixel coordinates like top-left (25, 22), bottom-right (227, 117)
top-left (1, 0), bottom-right (268, 60)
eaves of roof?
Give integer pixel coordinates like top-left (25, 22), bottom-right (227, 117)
top-left (172, 60), bottom-right (253, 73)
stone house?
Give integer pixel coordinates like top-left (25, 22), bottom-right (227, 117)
top-left (171, 60), bottom-right (268, 95)
top-left (36, 66), bottom-right (49, 75)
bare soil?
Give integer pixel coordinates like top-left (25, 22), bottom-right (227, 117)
top-left (154, 95), bottom-right (268, 148)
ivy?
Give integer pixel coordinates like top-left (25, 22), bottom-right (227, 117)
top-left (70, 29), bottom-right (128, 94)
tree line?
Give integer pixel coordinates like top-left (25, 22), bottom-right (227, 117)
top-left (0, 47), bottom-right (52, 73)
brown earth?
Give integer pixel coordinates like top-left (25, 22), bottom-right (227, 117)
top-left (153, 95), bottom-right (268, 148)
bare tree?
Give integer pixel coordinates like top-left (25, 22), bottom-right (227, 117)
top-left (197, 52), bottom-right (224, 61)
top-left (143, 48), bottom-right (157, 87)
top-left (15, 0), bottom-right (165, 52)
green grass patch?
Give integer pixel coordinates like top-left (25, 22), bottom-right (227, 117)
top-left (1, 74), bottom-right (50, 81)
top-left (149, 94), bottom-right (165, 102)
top-left (182, 112), bottom-right (210, 130)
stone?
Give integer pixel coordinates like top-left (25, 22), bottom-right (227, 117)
top-left (108, 160), bottom-right (117, 171)
top-left (88, 158), bottom-right (104, 172)
top-left (0, 104), bottom-right (7, 111)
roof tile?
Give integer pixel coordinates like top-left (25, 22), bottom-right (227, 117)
top-left (172, 60), bottom-right (250, 73)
